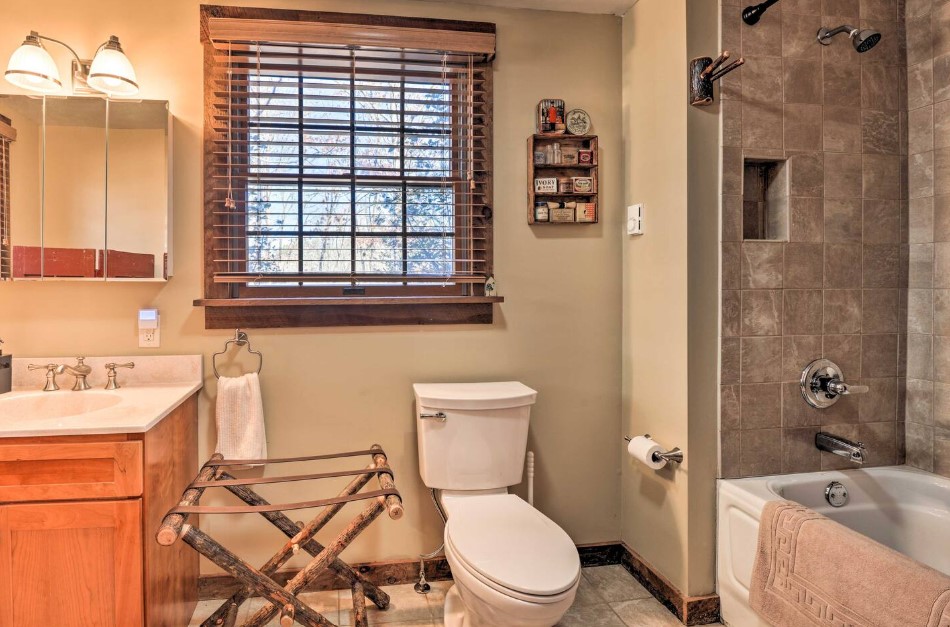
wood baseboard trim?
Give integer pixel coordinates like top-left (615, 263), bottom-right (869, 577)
top-left (199, 556), bottom-right (453, 601)
top-left (616, 542), bottom-right (720, 626)
top-left (198, 541), bottom-right (720, 625)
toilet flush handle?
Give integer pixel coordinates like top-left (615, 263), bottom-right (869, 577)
top-left (419, 412), bottom-right (447, 422)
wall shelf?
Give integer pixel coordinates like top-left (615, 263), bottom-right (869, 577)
top-left (527, 134), bottom-right (598, 225)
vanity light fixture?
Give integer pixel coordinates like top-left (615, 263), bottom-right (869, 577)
top-left (4, 31), bottom-right (138, 96)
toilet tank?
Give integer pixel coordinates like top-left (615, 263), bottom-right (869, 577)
top-left (414, 382), bottom-right (538, 490)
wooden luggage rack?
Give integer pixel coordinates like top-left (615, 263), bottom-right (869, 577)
top-left (158, 445), bottom-right (403, 627)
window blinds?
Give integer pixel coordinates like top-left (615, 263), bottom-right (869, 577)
top-left (0, 116), bottom-right (14, 281)
top-left (205, 20), bottom-right (493, 287)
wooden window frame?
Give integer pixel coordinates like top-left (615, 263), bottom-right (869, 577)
top-left (195, 5), bottom-right (500, 328)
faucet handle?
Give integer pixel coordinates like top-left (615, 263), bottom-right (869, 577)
top-left (104, 362), bottom-right (135, 390)
top-left (28, 363), bottom-right (64, 392)
top-left (827, 380), bottom-right (870, 396)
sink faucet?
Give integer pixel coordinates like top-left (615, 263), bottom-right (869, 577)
top-left (816, 432), bottom-right (868, 464)
top-left (28, 363), bottom-right (66, 392)
top-left (62, 357), bottom-right (92, 391)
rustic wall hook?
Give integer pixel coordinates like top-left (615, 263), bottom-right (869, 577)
top-left (689, 52), bottom-right (745, 107)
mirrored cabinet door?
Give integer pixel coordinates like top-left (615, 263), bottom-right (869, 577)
top-left (43, 97), bottom-right (107, 279)
top-left (0, 94), bottom-right (171, 282)
top-left (106, 100), bottom-right (170, 280)
top-left (0, 96), bottom-right (43, 279)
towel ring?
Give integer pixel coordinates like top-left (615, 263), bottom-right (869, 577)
top-left (212, 329), bottom-right (263, 379)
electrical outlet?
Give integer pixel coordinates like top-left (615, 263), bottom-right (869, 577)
top-left (140, 328), bottom-right (160, 348)
top-left (138, 309), bottom-right (160, 348)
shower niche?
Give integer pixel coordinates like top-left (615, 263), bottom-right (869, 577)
top-left (742, 158), bottom-right (788, 241)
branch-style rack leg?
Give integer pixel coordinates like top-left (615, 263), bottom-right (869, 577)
top-left (158, 445), bottom-right (403, 627)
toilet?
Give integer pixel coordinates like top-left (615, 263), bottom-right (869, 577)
top-left (414, 382), bottom-right (580, 627)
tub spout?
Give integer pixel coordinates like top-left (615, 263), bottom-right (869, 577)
top-left (816, 432), bottom-right (868, 464)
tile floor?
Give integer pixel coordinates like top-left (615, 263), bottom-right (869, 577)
top-left (189, 565), bottom-right (688, 626)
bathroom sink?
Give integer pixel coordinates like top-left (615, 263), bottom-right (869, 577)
top-left (0, 391), bottom-right (122, 420)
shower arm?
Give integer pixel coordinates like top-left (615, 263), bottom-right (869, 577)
top-left (818, 25), bottom-right (858, 42)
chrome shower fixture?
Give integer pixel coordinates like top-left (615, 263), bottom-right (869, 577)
top-left (742, 0), bottom-right (780, 25)
top-left (817, 25), bottom-right (882, 53)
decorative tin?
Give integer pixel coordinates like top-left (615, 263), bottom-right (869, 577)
top-left (561, 147), bottom-right (578, 165)
top-left (558, 178), bottom-right (573, 193)
top-left (537, 99), bottom-right (566, 134)
top-left (578, 149), bottom-right (594, 164)
top-left (572, 177), bottom-right (594, 193)
top-left (565, 109), bottom-right (592, 135)
top-left (534, 177), bottom-right (558, 193)
top-left (533, 150), bottom-right (546, 165)
top-left (576, 203), bottom-right (597, 222)
top-left (550, 206), bottom-right (575, 223)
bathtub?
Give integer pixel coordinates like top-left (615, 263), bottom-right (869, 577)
top-left (717, 466), bottom-right (950, 627)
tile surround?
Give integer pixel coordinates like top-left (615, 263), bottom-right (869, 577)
top-left (720, 0), bottom-right (908, 478)
top-left (903, 0), bottom-right (950, 476)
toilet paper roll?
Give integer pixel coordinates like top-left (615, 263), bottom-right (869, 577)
top-left (627, 436), bottom-right (667, 470)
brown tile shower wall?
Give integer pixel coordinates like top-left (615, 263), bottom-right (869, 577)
top-left (719, 0), bottom-right (909, 478)
top-left (903, 0), bottom-right (950, 477)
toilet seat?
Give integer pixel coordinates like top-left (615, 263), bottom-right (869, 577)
top-left (444, 494), bottom-right (580, 602)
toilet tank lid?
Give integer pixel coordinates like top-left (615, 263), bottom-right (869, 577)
top-left (413, 381), bottom-right (538, 410)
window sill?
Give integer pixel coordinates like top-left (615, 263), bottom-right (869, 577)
top-left (194, 296), bottom-right (504, 328)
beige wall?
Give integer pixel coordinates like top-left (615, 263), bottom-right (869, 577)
top-left (621, 0), bottom-right (718, 597)
top-left (0, 0), bottom-right (623, 571)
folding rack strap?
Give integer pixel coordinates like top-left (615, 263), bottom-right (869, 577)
top-left (157, 445), bottom-right (403, 545)
top-left (201, 464), bottom-right (390, 626)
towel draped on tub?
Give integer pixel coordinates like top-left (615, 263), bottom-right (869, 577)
top-left (214, 372), bottom-right (267, 461)
top-left (750, 500), bottom-right (950, 627)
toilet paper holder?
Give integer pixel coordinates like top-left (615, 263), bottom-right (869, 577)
top-left (624, 435), bottom-right (684, 465)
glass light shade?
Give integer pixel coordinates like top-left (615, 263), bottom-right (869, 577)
top-left (4, 37), bottom-right (62, 93)
top-left (87, 41), bottom-right (138, 96)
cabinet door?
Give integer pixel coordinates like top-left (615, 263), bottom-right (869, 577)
top-left (0, 500), bottom-right (143, 627)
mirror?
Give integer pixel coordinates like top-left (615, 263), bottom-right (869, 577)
top-left (43, 97), bottom-right (107, 278)
top-left (0, 95), bottom-right (171, 281)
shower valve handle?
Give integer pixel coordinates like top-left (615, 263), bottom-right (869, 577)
top-left (826, 380), bottom-right (869, 396)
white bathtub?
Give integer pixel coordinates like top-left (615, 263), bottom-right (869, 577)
top-left (717, 466), bottom-right (950, 627)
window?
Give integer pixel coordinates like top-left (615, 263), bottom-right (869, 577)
top-left (0, 115), bottom-right (12, 281)
top-left (198, 7), bottom-right (497, 328)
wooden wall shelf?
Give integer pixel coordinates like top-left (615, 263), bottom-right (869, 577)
top-left (527, 134), bottom-right (598, 225)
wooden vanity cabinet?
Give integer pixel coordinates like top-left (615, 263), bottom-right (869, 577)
top-left (0, 394), bottom-right (199, 627)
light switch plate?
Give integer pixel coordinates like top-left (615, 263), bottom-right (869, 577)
top-left (627, 204), bottom-right (643, 235)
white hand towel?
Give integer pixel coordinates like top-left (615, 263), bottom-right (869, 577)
top-left (214, 372), bottom-right (267, 461)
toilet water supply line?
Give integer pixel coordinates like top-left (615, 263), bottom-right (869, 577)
top-left (414, 451), bottom-right (536, 594)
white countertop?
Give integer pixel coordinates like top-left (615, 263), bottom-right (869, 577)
top-left (0, 355), bottom-right (203, 437)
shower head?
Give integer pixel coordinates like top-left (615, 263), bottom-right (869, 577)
top-left (853, 29), bottom-right (882, 52)
top-left (742, 0), bottom-right (781, 26)
top-left (817, 25), bottom-right (882, 53)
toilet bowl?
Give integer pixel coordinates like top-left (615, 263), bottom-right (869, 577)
top-left (413, 382), bottom-right (580, 627)
top-left (439, 492), bottom-right (580, 627)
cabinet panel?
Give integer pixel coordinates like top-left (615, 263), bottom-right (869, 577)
top-left (0, 499), bottom-right (144, 627)
top-left (0, 441), bottom-right (143, 502)
top-left (143, 394), bottom-right (199, 627)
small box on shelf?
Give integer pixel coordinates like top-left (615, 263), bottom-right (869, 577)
top-left (527, 134), bottom-right (598, 225)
